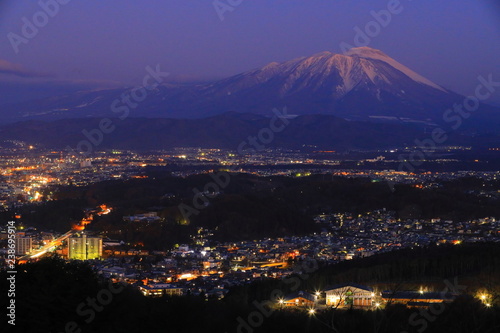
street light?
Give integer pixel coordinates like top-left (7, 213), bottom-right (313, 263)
top-left (278, 299), bottom-right (284, 309)
top-left (308, 308), bottom-right (316, 315)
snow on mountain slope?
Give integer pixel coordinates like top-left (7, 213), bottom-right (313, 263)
top-left (208, 47), bottom-right (447, 100)
top-left (345, 47), bottom-right (447, 92)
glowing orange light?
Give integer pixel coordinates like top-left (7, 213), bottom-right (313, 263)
top-left (72, 225), bottom-right (85, 231)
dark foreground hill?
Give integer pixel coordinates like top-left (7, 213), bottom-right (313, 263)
top-left (2, 243), bottom-right (499, 333)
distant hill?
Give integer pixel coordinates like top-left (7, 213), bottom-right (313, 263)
top-left (0, 112), bottom-right (476, 152)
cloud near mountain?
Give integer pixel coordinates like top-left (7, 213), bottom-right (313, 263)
top-left (0, 59), bottom-right (48, 78)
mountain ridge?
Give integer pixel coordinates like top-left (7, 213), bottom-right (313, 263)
top-left (2, 47), bottom-right (499, 131)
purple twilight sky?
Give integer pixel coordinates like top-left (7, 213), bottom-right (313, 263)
top-left (0, 0), bottom-right (499, 103)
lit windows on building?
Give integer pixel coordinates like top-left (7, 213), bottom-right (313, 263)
top-left (68, 234), bottom-right (102, 260)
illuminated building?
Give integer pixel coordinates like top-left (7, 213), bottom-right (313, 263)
top-left (381, 291), bottom-right (455, 308)
top-left (325, 284), bottom-right (374, 307)
top-left (68, 234), bottom-right (102, 260)
top-left (139, 283), bottom-right (183, 297)
top-left (281, 291), bottom-right (315, 307)
top-left (80, 160), bottom-right (92, 168)
top-left (15, 235), bottom-right (33, 255)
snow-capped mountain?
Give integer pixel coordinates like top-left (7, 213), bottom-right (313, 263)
top-left (208, 47), bottom-right (447, 98)
top-left (187, 47), bottom-right (459, 121)
top-left (2, 47), bottom-right (497, 126)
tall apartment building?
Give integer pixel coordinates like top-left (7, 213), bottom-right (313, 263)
top-left (68, 234), bottom-right (102, 260)
top-left (15, 235), bottom-right (32, 255)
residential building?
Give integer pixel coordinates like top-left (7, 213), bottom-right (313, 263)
top-left (281, 291), bottom-right (315, 307)
top-left (139, 283), bottom-right (183, 297)
top-left (15, 235), bottom-right (32, 255)
top-left (68, 234), bottom-right (102, 260)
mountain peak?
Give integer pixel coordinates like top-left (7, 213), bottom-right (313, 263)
top-left (345, 46), bottom-right (388, 58)
top-left (311, 51), bottom-right (335, 58)
top-left (281, 48), bottom-right (445, 93)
